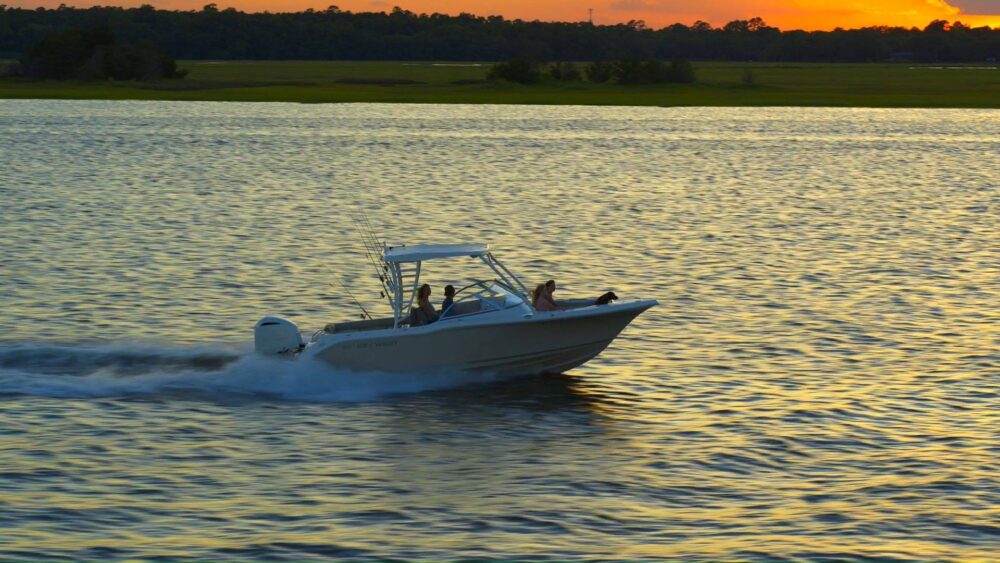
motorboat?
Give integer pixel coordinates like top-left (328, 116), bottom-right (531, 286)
top-left (254, 243), bottom-right (656, 376)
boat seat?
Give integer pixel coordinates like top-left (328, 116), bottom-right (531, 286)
top-left (325, 317), bottom-right (395, 334)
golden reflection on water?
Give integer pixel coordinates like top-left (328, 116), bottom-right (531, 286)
top-left (0, 101), bottom-right (997, 560)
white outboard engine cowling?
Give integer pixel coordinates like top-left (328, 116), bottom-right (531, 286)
top-left (254, 316), bottom-right (304, 356)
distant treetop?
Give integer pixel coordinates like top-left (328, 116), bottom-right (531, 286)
top-left (9, 24), bottom-right (186, 81)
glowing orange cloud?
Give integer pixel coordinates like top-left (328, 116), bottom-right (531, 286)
top-left (7, 0), bottom-right (999, 30)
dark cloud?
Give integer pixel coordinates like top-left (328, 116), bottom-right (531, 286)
top-left (953, 0), bottom-right (999, 14)
top-left (609, 0), bottom-right (692, 12)
top-left (610, 0), bottom-right (652, 10)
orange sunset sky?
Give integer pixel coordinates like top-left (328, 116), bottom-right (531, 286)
top-left (9, 0), bottom-right (1000, 30)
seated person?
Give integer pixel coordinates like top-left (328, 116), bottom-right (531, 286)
top-left (531, 283), bottom-right (546, 309)
top-left (441, 284), bottom-right (456, 316)
top-left (534, 279), bottom-right (559, 311)
top-left (411, 283), bottom-right (439, 326)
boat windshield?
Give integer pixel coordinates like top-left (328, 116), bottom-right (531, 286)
top-left (440, 280), bottom-right (523, 319)
top-left (380, 247), bottom-right (532, 328)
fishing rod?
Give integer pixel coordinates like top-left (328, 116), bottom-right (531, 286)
top-left (321, 258), bottom-right (373, 320)
top-left (351, 213), bottom-right (394, 306)
top-left (330, 276), bottom-right (373, 320)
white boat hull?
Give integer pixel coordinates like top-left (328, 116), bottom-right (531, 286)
top-left (305, 300), bottom-right (656, 376)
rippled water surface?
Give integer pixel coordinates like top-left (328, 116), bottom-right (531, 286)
top-left (1, 101), bottom-right (998, 561)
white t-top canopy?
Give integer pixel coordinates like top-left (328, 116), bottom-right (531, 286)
top-left (383, 243), bottom-right (489, 263)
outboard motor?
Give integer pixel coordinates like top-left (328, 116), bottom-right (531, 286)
top-left (254, 316), bottom-right (304, 356)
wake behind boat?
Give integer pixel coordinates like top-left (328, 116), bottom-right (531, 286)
top-left (254, 242), bottom-right (656, 376)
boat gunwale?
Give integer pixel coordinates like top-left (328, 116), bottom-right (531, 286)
top-left (311, 298), bottom-right (657, 344)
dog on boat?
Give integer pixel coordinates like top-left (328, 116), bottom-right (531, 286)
top-left (595, 291), bottom-right (618, 305)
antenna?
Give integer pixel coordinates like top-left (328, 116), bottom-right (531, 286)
top-left (588, 8), bottom-right (593, 25)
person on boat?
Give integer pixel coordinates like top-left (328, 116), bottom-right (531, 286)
top-left (411, 283), bottom-right (439, 326)
top-left (441, 284), bottom-right (455, 315)
top-left (535, 280), bottom-right (560, 311)
top-left (531, 283), bottom-right (546, 309)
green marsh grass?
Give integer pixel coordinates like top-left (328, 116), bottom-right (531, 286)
top-left (1, 60), bottom-right (997, 107)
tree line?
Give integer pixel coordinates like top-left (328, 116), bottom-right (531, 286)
top-left (0, 5), bottom-right (997, 62)
top-left (6, 24), bottom-right (185, 80)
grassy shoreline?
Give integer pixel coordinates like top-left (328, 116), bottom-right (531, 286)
top-left (2, 61), bottom-right (998, 107)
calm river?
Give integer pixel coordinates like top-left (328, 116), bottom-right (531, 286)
top-left (0, 101), bottom-right (997, 561)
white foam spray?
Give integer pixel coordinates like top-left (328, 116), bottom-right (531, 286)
top-left (0, 342), bottom-right (502, 402)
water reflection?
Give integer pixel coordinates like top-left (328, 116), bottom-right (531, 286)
top-left (0, 101), bottom-right (997, 561)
